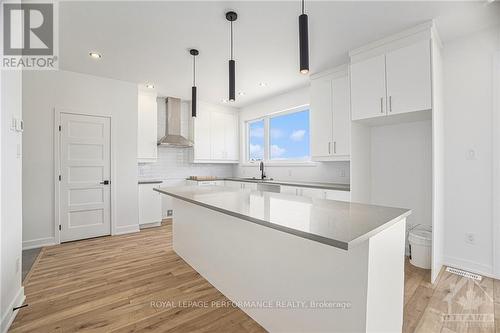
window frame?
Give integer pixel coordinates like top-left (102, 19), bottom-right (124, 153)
top-left (244, 105), bottom-right (313, 165)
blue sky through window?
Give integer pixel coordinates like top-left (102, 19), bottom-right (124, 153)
top-left (248, 119), bottom-right (264, 161)
top-left (269, 110), bottom-right (310, 160)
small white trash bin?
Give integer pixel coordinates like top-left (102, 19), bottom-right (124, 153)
top-left (409, 225), bottom-right (432, 269)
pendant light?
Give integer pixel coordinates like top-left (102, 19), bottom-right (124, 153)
top-left (226, 11), bottom-right (237, 102)
top-left (190, 49), bottom-right (199, 117)
top-left (299, 0), bottom-right (309, 74)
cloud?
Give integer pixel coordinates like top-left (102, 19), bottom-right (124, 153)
top-left (290, 129), bottom-right (306, 141)
top-left (249, 144), bottom-right (263, 159)
top-left (270, 128), bottom-right (284, 139)
top-left (249, 126), bottom-right (264, 138)
top-left (270, 144), bottom-right (286, 157)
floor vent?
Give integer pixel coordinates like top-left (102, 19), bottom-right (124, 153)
top-left (446, 267), bottom-right (482, 281)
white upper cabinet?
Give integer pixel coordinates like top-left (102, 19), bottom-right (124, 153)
top-left (193, 106), bottom-right (211, 160)
top-left (350, 38), bottom-right (432, 121)
top-left (137, 90), bottom-right (158, 162)
top-left (310, 77), bottom-right (333, 157)
top-left (310, 67), bottom-right (350, 161)
top-left (385, 40), bottom-right (431, 115)
top-left (350, 55), bottom-right (387, 121)
top-left (332, 76), bottom-right (350, 156)
top-left (193, 102), bottom-right (239, 163)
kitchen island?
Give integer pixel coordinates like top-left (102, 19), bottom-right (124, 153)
top-left (155, 186), bottom-right (411, 333)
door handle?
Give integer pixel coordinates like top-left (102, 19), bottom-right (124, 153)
top-left (328, 142), bottom-right (331, 155)
top-left (334, 141), bottom-right (337, 154)
top-left (100, 180), bottom-right (110, 185)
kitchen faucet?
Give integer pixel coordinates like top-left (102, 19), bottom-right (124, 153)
top-left (259, 161), bottom-right (266, 180)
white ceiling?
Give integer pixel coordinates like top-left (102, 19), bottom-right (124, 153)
top-left (59, 1), bottom-right (500, 108)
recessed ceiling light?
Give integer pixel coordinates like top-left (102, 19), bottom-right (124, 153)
top-left (238, 92), bottom-right (245, 96)
top-left (89, 52), bottom-right (102, 59)
top-left (258, 82), bottom-right (267, 87)
top-left (146, 83), bottom-right (155, 89)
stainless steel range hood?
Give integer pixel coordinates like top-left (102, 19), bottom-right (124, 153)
top-left (157, 97), bottom-right (193, 147)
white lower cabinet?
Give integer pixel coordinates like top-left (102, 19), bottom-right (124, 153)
top-left (280, 185), bottom-right (351, 202)
top-left (138, 183), bottom-right (162, 226)
top-left (324, 189), bottom-right (351, 202)
top-left (224, 181), bottom-right (257, 190)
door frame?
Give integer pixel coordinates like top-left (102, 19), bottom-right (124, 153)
top-left (53, 108), bottom-right (115, 244)
top-left (493, 51), bottom-right (500, 278)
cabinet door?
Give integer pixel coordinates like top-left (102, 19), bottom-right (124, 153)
top-left (332, 75), bottom-right (350, 156)
top-left (280, 186), bottom-right (298, 195)
top-left (299, 188), bottom-right (326, 199)
top-left (138, 184), bottom-right (162, 225)
top-left (324, 190), bottom-right (351, 202)
top-left (193, 108), bottom-right (211, 160)
top-left (224, 180), bottom-right (242, 189)
top-left (350, 54), bottom-right (387, 120)
top-left (137, 92), bottom-right (158, 161)
top-left (223, 112), bottom-right (239, 161)
top-left (242, 182), bottom-right (258, 190)
top-left (210, 111), bottom-right (225, 160)
top-left (310, 78), bottom-right (333, 157)
top-left (386, 40), bottom-right (431, 115)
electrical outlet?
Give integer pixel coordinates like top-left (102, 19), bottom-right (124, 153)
top-left (465, 233), bottom-right (476, 245)
top-left (167, 210), bottom-right (173, 217)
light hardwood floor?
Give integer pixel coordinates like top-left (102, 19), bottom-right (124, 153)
top-left (10, 221), bottom-right (500, 332)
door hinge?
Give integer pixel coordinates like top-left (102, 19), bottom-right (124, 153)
top-left (58, 175), bottom-right (61, 181)
top-left (58, 225), bottom-right (61, 231)
top-left (58, 125), bottom-right (61, 132)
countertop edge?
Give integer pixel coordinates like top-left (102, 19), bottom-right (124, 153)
top-left (188, 178), bottom-right (351, 191)
top-left (154, 188), bottom-right (349, 250)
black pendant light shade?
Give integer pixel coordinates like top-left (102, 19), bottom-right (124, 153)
top-left (190, 49), bottom-right (199, 117)
top-left (229, 59), bottom-right (235, 101)
top-left (226, 11), bottom-right (237, 102)
top-left (299, 0), bottom-right (309, 74)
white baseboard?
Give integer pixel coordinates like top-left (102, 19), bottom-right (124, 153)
top-left (139, 221), bottom-right (161, 229)
top-left (443, 256), bottom-right (497, 279)
top-left (1, 287), bottom-right (25, 333)
top-left (22, 237), bottom-right (56, 250)
top-left (114, 224), bottom-right (140, 235)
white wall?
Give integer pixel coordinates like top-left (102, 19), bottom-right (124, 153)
top-left (443, 25), bottom-right (500, 277)
top-left (370, 120), bottom-right (432, 245)
top-left (234, 87), bottom-right (350, 184)
top-left (22, 70), bottom-right (139, 249)
top-left (1, 70), bottom-right (25, 332)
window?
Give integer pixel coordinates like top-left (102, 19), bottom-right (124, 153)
top-left (246, 107), bottom-right (310, 163)
top-left (248, 119), bottom-right (264, 161)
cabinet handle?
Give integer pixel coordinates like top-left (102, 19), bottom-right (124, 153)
top-left (328, 142), bottom-right (331, 154)
top-left (380, 97), bottom-right (384, 113)
top-left (334, 141), bottom-right (337, 154)
top-left (389, 96), bottom-right (392, 113)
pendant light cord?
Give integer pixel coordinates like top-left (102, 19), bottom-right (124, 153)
top-left (301, 0), bottom-right (305, 14)
top-left (230, 21), bottom-right (234, 60)
top-left (192, 55), bottom-right (196, 86)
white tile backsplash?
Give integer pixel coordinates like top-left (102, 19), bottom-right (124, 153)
top-left (138, 147), bottom-right (234, 181)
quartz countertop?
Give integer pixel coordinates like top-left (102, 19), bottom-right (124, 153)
top-left (186, 177), bottom-right (350, 191)
top-left (154, 186), bottom-right (410, 250)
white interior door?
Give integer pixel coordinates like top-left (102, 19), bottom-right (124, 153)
top-left (59, 112), bottom-right (111, 242)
